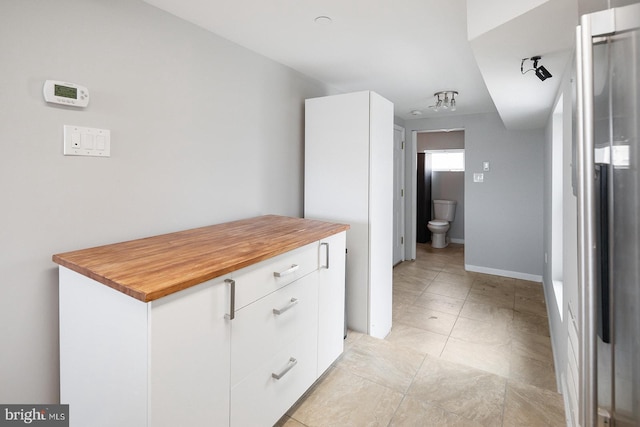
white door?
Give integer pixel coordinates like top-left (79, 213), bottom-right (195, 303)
top-left (393, 125), bottom-right (405, 265)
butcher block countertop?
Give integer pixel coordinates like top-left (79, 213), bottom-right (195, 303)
top-left (52, 215), bottom-right (349, 302)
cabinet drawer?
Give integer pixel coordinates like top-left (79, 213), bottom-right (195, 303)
top-left (233, 242), bottom-right (318, 310)
top-left (231, 272), bottom-right (318, 385)
top-left (230, 331), bottom-right (317, 427)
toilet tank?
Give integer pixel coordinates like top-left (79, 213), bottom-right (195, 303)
top-left (433, 199), bottom-right (457, 221)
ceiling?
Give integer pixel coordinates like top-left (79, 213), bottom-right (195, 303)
top-left (142, 0), bottom-right (578, 129)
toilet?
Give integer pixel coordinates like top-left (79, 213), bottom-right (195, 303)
top-left (427, 200), bottom-right (457, 249)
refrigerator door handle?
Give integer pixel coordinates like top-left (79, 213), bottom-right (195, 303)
top-left (576, 17), bottom-right (598, 427)
top-left (595, 163), bottom-right (611, 344)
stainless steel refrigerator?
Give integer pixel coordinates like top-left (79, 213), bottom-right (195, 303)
top-left (576, 3), bottom-right (640, 426)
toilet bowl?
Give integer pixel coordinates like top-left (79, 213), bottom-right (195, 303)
top-left (427, 220), bottom-right (450, 248)
top-left (427, 200), bottom-right (457, 249)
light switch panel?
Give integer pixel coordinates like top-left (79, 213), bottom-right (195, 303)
top-left (473, 173), bottom-right (484, 183)
top-left (483, 161), bottom-right (490, 171)
top-left (63, 125), bottom-right (110, 157)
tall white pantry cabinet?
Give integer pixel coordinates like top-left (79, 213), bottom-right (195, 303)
top-left (304, 91), bottom-right (393, 339)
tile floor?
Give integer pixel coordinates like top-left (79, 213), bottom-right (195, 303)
top-left (277, 243), bottom-right (566, 427)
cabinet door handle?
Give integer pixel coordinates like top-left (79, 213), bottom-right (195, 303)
top-left (271, 357), bottom-right (297, 380)
top-left (273, 264), bottom-right (299, 277)
top-left (273, 298), bottom-right (298, 315)
top-left (224, 279), bottom-right (235, 320)
top-left (321, 242), bottom-right (330, 269)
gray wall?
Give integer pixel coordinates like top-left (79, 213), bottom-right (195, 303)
top-left (0, 0), bottom-right (334, 403)
top-left (405, 113), bottom-right (544, 279)
top-left (417, 130), bottom-right (465, 151)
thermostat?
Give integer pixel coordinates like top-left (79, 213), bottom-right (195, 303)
top-left (43, 80), bottom-right (89, 107)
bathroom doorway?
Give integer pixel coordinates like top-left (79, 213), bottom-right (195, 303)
top-left (416, 130), bottom-right (465, 245)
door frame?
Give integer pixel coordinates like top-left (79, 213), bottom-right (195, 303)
top-left (393, 125), bottom-right (406, 265)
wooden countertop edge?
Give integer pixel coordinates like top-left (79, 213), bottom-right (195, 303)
top-left (53, 216), bottom-right (349, 303)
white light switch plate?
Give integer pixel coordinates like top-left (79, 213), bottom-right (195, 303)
top-left (473, 173), bottom-right (484, 183)
top-left (63, 125), bottom-right (110, 157)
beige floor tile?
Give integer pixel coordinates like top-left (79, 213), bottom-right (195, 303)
top-left (394, 275), bottom-right (431, 294)
top-left (415, 253), bottom-right (453, 268)
top-left (389, 395), bottom-right (485, 426)
top-left (442, 263), bottom-right (474, 277)
top-left (435, 271), bottom-right (475, 286)
top-left (511, 330), bottom-right (554, 365)
top-left (395, 263), bottom-right (441, 279)
top-left (512, 311), bottom-right (550, 337)
top-left (459, 300), bottom-right (514, 325)
top-left (509, 353), bottom-right (558, 392)
top-left (515, 295), bottom-right (548, 317)
top-left (395, 305), bottom-right (458, 336)
top-left (393, 287), bottom-right (422, 305)
top-left (471, 279), bottom-right (516, 298)
top-left (343, 329), bottom-right (365, 352)
top-left (502, 380), bottom-right (566, 427)
top-left (450, 316), bottom-right (511, 346)
top-left (424, 280), bottom-right (472, 300)
top-left (515, 280), bottom-right (546, 300)
top-left (473, 274), bottom-right (516, 287)
top-left (414, 292), bottom-right (465, 316)
top-left (274, 415), bottom-right (306, 426)
top-left (466, 288), bottom-right (515, 309)
top-left (385, 323), bottom-right (448, 356)
top-left (287, 367), bottom-right (404, 427)
top-left (284, 244), bottom-right (566, 427)
top-left (407, 356), bottom-right (507, 426)
top-left (441, 336), bottom-right (511, 377)
top-left (393, 301), bottom-right (413, 324)
top-left (335, 335), bottom-right (425, 393)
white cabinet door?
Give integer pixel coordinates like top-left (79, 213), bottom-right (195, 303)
top-left (317, 231), bottom-right (347, 375)
top-left (60, 268), bottom-right (149, 427)
top-left (305, 91), bottom-right (393, 339)
top-left (149, 277), bottom-right (232, 427)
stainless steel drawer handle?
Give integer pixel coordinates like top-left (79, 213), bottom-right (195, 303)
top-left (273, 298), bottom-right (298, 315)
top-left (321, 242), bottom-right (330, 269)
top-left (224, 279), bottom-right (235, 320)
top-left (273, 264), bottom-right (299, 277)
top-left (271, 357), bottom-right (297, 380)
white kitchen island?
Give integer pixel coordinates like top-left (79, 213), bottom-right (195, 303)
top-left (53, 215), bottom-right (348, 427)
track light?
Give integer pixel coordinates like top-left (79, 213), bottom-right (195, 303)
top-left (535, 65), bottom-right (552, 81)
top-left (521, 55), bottom-right (552, 81)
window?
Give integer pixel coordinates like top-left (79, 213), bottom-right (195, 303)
top-left (551, 95), bottom-right (564, 320)
top-left (425, 150), bottom-right (465, 171)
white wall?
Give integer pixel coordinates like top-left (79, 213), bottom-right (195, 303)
top-left (405, 113), bottom-right (544, 279)
top-left (0, 0), bottom-right (333, 403)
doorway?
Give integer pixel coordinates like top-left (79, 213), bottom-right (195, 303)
top-left (414, 130), bottom-right (466, 247)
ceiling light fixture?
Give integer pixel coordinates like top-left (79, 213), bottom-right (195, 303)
top-left (521, 55), bottom-right (552, 81)
top-left (429, 91), bottom-right (458, 112)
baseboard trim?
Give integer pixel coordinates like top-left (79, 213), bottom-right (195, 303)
top-left (450, 238), bottom-right (465, 244)
top-left (465, 264), bottom-right (542, 282)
